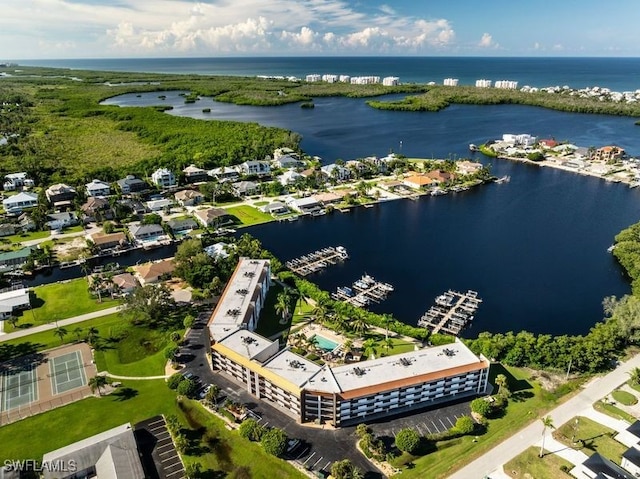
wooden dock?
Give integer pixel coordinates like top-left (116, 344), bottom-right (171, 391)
top-left (331, 274), bottom-right (394, 308)
top-left (285, 246), bottom-right (348, 276)
top-left (418, 290), bottom-right (482, 336)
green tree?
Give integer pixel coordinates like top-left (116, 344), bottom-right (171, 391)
top-left (73, 326), bottom-right (83, 341)
top-left (86, 326), bottom-right (99, 346)
top-left (260, 428), bottom-right (288, 457)
top-left (330, 460), bottom-right (362, 479)
top-left (53, 326), bottom-right (68, 344)
top-left (167, 373), bottom-right (184, 390)
top-left (102, 221), bottom-right (115, 234)
top-left (88, 375), bottom-right (108, 396)
top-left (275, 290), bottom-right (291, 323)
top-left (177, 378), bottom-right (199, 398)
top-left (183, 314), bottom-right (195, 329)
top-left (7, 315), bottom-right (19, 329)
top-left (174, 433), bottom-right (189, 454)
top-left (395, 428), bottom-right (420, 454)
top-left (184, 462), bottom-right (202, 479)
top-left (123, 284), bottom-right (175, 328)
top-left (204, 384), bottom-right (220, 408)
top-left (362, 338), bottom-right (378, 359)
top-left (454, 416), bottom-right (475, 435)
top-left (351, 312), bottom-right (369, 337)
top-left (141, 213), bottom-right (162, 225)
top-left (170, 331), bottom-right (182, 343)
top-left (239, 418), bottom-right (265, 442)
top-left (470, 398), bottom-right (492, 417)
top-left (164, 345), bottom-right (179, 363)
top-left (495, 374), bottom-right (511, 398)
top-left (629, 367), bottom-right (640, 386)
top-left (539, 416), bottom-right (555, 458)
top-left (355, 423), bottom-right (370, 438)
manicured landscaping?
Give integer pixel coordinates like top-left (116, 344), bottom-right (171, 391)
top-left (15, 278), bottom-right (120, 329)
top-left (394, 364), bottom-right (582, 479)
top-left (553, 416), bottom-right (626, 463)
top-left (225, 205), bottom-right (274, 227)
top-left (0, 230), bottom-right (50, 244)
top-left (504, 447), bottom-right (572, 478)
top-left (612, 389), bottom-right (638, 405)
top-left (177, 399), bottom-right (306, 478)
top-left (593, 400), bottom-right (637, 423)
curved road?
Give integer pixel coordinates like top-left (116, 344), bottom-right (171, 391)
top-left (449, 352), bottom-right (640, 478)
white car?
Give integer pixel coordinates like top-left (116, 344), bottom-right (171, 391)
top-left (199, 384), bottom-right (213, 399)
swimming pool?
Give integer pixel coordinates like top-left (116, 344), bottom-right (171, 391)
top-left (312, 334), bottom-right (339, 351)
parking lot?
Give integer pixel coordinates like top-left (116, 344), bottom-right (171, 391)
top-left (135, 415), bottom-right (185, 479)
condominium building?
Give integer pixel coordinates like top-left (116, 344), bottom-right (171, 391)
top-left (475, 79), bottom-right (492, 88)
top-left (382, 77), bottom-right (400, 86)
top-left (306, 74), bottom-right (321, 82)
top-left (208, 258), bottom-right (490, 427)
top-left (443, 78), bottom-right (459, 86)
top-left (494, 80), bottom-right (519, 90)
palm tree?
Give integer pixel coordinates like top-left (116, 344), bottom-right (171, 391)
top-left (73, 326), bottom-right (83, 341)
top-left (383, 337), bottom-right (394, 353)
top-left (351, 313), bottom-right (369, 338)
top-left (275, 291), bottom-right (291, 324)
top-left (89, 375), bottom-right (108, 397)
top-left (362, 338), bottom-right (378, 360)
top-left (629, 367), bottom-right (640, 386)
top-left (7, 315), bottom-right (18, 330)
top-left (495, 374), bottom-right (511, 398)
top-left (86, 326), bottom-right (99, 345)
top-left (382, 313), bottom-right (393, 341)
top-left (54, 326), bottom-right (68, 344)
top-left (311, 302), bottom-right (328, 325)
top-left (539, 416), bottom-right (555, 458)
top-left (343, 339), bottom-right (353, 354)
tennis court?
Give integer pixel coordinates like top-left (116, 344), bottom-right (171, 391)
top-left (49, 351), bottom-right (87, 395)
top-left (0, 365), bottom-right (38, 412)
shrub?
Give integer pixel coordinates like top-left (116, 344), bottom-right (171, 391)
top-left (167, 373), bottom-right (184, 390)
top-left (356, 423), bottom-right (370, 438)
top-left (395, 428), bottom-right (420, 454)
top-left (471, 397), bottom-right (492, 417)
top-left (239, 418), bottom-right (265, 442)
top-left (261, 428), bottom-right (288, 457)
top-left (453, 416), bottom-right (475, 435)
top-left (330, 460), bottom-right (362, 479)
top-left (177, 378), bottom-right (199, 398)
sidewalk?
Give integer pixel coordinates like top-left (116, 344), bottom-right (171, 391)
top-left (0, 306), bottom-right (121, 342)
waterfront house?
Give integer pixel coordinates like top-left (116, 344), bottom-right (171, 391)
top-left (204, 242), bottom-right (231, 260)
top-left (237, 160), bottom-right (271, 177)
top-left (174, 189), bottom-right (204, 207)
top-left (151, 168), bottom-right (176, 189)
top-left (46, 212), bottom-right (79, 230)
top-left (119, 198), bottom-right (147, 216)
top-left (232, 180), bottom-right (259, 197)
top-left (0, 246), bottom-right (34, 272)
top-left (273, 155), bottom-right (303, 169)
top-left (182, 164), bottom-right (209, 184)
top-left (81, 197), bottom-right (113, 221)
top-left (117, 175), bottom-right (148, 195)
top-left (45, 183), bottom-right (77, 207)
top-left (209, 166), bottom-right (239, 182)
top-left (312, 190), bottom-right (352, 205)
top-left (3, 172), bottom-right (34, 191)
top-left (594, 145), bottom-right (626, 162)
top-left (260, 201), bottom-right (289, 215)
top-left (41, 423), bottom-right (145, 479)
top-left (455, 160), bottom-right (483, 176)
top-left (167, 218), bottom-right (198, 236)
top-left (403, 174), bottom-right (436, 189)
top-left (278, 169), bottom-right (304, 186)
top-left (321, 163), bottom-right (350, 182)
top-left (0, 287), bottom-right (30, 319)
top-left (88, 231), bottom-right (128, 251)
top-left (285, 196), bottom-right (322, 214)
top-left (128, 224), bottom-right (164, 242)
top-left (132, 258), bottom-right (176, 285)
top-left (426, 170), bottom-right (454, 183)
top-left (502, 134), bottom-right (537, 147)
top-left (194, 207), bottom-right (232, 228)
top-left (538, 138), bottom-right (559, 149)
top-left (111, 273), bottom-right (138, 294)
top-left (85, 179), bottom-right (111, 197)
top-left (3, 191), bottom-right (38, 215)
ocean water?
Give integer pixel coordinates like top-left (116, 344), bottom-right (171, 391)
top-left (16, 56), bottom-right (640, 91)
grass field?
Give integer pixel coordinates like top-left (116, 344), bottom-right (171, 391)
top-left (612, 389), bottom-right (638, 405)
top-left (0, 230), bottom-right (51, 244)
top-left (178, 399), bottom-right (306, 479)
top-left (14, 278), bottom-right (120, 329)
top-left (593, 399), bottom-right (637, 423)
top-left (394, 364), bottom-right (581, 479)
top-left (504, 447), bottom-right (572, 478)
top-left (225, 205), bottom-right (274, 226)
top-left (554, 416), bottom-right (626, 464)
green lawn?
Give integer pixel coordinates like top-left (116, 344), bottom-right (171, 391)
top-left (14, 278), bottom-right (120, 329)
top-left (554, 416), bottom-right (626, 464)
top-left (1, 230), bottom-right (50, 244)
top-left (394, 364), bottom-right (581, 479)
top-left (94, 323), bottom-right (177, 376)
top-left (612, 389), bottom-right (638, 406)
top-left (225, 205), bottom-right (274, 227)
top-left (504, 447), bottom-right (572, 478)
top-left (0, 313), bottom-right (125, 361)
top-left (255, 283), bottom-right (295, 338)
top-left (0, 379), bottom-right (177, 461)
top-left (178, 399), bottom-right (306, 479)
top-left (593, 400), bottom-right (637, 423)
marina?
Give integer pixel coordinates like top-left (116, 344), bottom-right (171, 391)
top-left (285, 246), bottom-right (349, 276)
top-left (418, 290), bottom-right (482, 336)
top-left (332, 274), bottom-right (394, 308)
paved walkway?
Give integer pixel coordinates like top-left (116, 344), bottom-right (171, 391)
top-left (0, 306), bottom-right (121, 342)
top-left (449, 352), bottom-right (640, 479)
top-left (99, 371), bottom-right (169, 380)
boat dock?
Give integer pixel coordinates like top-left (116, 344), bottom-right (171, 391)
top-left (332, 274), bottom-right (394, 308)
top-left (418, 290), bottom-right (482, 336)
top-left (285, 246), bottom-right (348, 276)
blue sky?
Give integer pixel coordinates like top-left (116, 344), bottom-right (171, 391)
top-left (2, 0), bottom-right (640, 59)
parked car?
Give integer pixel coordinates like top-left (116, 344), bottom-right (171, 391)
top-left (199, 384), bottom-right (213, 399)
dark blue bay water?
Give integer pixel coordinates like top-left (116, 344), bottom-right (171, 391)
top-left (17, 57), bottom-right (640, 91)
top-left (103, 89), bottom-right (640, 336)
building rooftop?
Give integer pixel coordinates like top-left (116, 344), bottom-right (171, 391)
top-left (263, 349), bottom-right (322, 388)
top-left (215, 329), bottom-right (276, 361)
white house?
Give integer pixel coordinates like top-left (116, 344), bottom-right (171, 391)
top-left (3, 191), bottom-right (38, 215)
top-left (273, 155), bottom-right (303, 169)
top-left (145, 198), bottom-right (173, 211)
top-left (209, 166), bottom-right (239, 182)
top-left (183, 164), bottom-right (209, 183)
top-left (285, 196), bottom-right (322, 214)
top-left (46, 212), bottom-right (78, 230)
top-left (151, 168), bottom-right (176, 188)
top-left (85, 179), bottom-right (111, 197)
top-left (382, 76), bottom-right (400, 86)
top-left (0, 287), bottom-right (30, 319)
top-left (204, 242), bottom-right (231, 260)
top-left (502, 134), bottom-right (537, 147)
top-left (237, 160), bottom-right (271, 177)
top-left (278, 170), bottom-right (303, 186)
top-left (321, 163), bottom-right (350, 181)
top-left (4, 172), bottom-right (34, 191)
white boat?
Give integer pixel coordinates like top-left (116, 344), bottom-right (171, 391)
top-left (494, 175), bottom-right (511, 184)
top-left (469, 144), bottom-right (479, 152)
top-left (430, 188), bottom-right (447, 196)
top-left (607, 244), bottom-right (616, 253)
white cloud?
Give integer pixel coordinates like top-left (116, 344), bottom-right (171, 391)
top-left (478, 33), bottom-right (497, 48)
